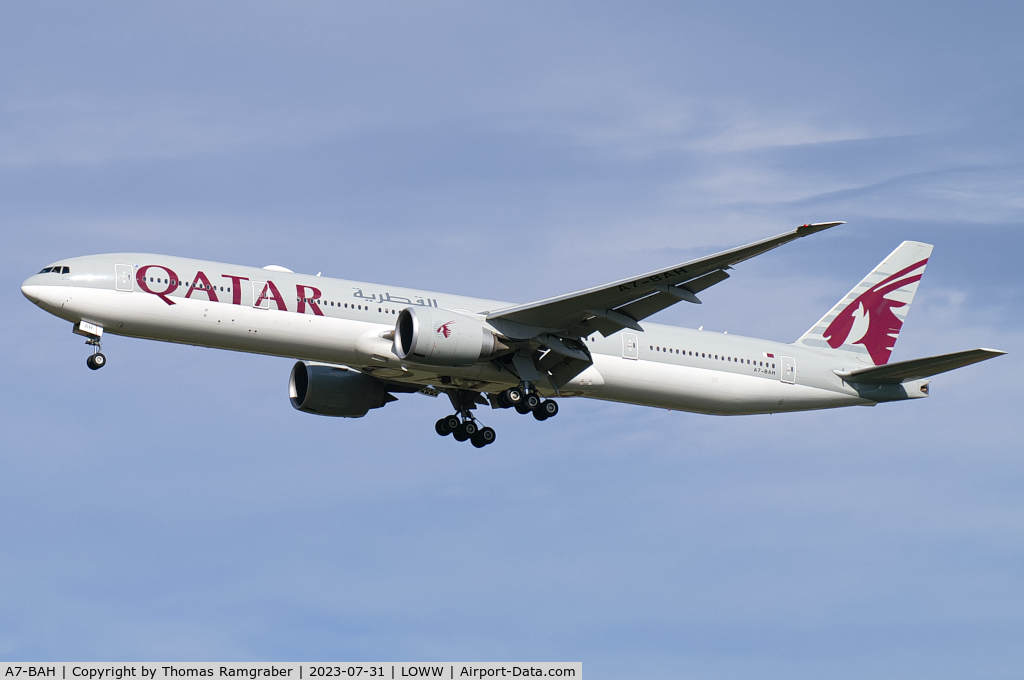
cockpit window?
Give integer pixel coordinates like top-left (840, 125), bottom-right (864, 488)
top-left (62, 266), bottom-right (70, 274)
top-left (39, 267), bottom-right (52, 273)
top-left (38, 266), bottom-right (70, 274)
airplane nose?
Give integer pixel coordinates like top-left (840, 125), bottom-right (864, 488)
top-left (21, 283), bottom-right (40, 303)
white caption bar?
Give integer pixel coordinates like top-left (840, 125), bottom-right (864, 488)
top-left (0, 664), bottom-right (581, 680)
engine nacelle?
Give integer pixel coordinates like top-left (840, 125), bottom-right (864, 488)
top-left (393, 306), bottom-right (503, 366)
top-left (289, 362), bottom-right (395, 417)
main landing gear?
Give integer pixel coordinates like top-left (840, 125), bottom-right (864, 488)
top-left (432, 383), bottom-right (561, 446)
top-left (435, 384), bottom-right (559, 448)
top-left (435, 414), bottom-right (497, 448)
top-left (436, 389), bottom-right (498, 448)
top-left (496, 384), bottom-right (559, 421)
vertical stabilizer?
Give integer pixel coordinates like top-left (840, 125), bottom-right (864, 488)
top-left (795, 241), bottom-right (933, 365)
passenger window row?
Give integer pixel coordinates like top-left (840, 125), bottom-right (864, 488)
top-left (296, 298), bottom-right (399, 315)
top-left (649, 344), bottom-right (775, 368)
top-left (146, 277), bottom-right (230, 293)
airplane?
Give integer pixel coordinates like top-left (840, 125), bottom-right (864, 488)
top-left (21, 222), bottom-right (1005, 448)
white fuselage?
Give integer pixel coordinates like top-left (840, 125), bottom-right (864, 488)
top-left (22, 253), bottom-right (922, 416)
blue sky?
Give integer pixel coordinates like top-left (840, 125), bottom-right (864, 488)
top-left (2, 2), bottom-right (1022, 678)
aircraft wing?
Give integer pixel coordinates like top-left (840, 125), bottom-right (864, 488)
top-left (486, 222), bottom-right (844, 338)
top-left (834, 348), bottom-right (1006, 384)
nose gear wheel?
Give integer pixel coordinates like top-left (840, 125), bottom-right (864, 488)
top-left (84, 336), bottom-right (106, 370)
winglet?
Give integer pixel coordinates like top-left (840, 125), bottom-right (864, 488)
top-left (796, 221), bottom-right (846, 236)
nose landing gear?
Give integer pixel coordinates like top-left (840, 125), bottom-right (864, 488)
top-left (84, 337), bottom-right (106, 371)
top-left (74, 321), bottom-right (107, 370)
top-left (86, 351), bottom-right (106, 370)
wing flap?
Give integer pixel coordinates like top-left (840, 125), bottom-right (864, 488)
top-left (835, 348), bottom-right (1006, 384)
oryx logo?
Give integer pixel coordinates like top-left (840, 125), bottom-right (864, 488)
top-left (436, 321), bottom-right (455, 338)
top-left (824, 258), bottom-right (928, 365)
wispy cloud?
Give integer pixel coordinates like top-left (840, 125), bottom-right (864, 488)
top-left (0, 97), bottom-right (367, 166)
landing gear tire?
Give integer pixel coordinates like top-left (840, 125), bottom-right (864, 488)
top-left (435, 418), bottom-right (453, 436)
top-left (525, 393), bottom-right (541, 411)
top-left (471, 426), bottom-right (496, 448)
top-left (538, 399), bottom-right (558, 418)
top-left (87, 353), bottom-right (106, 370)
top-left (515, 402), bottom-right (532, 415)
top-left (502, 387), bottom-right (524, 408)
top-left (453, 421), bottom-right (478, 442)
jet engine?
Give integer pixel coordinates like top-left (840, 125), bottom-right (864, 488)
top-left (393, 306), bottom-right (506, 366)
top-left (289, 362), bottom-right (396, 417)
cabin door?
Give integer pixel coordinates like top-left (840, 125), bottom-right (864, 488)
top-left (115, 264), bottom-right (134, 292)
top-left (780, 356), bottom-right (796, 384)
top-left (622, 333), bottom-right (639, 360)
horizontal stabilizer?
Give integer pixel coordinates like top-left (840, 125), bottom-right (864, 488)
top-left (834, 348), bottom-right (1006, 384)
